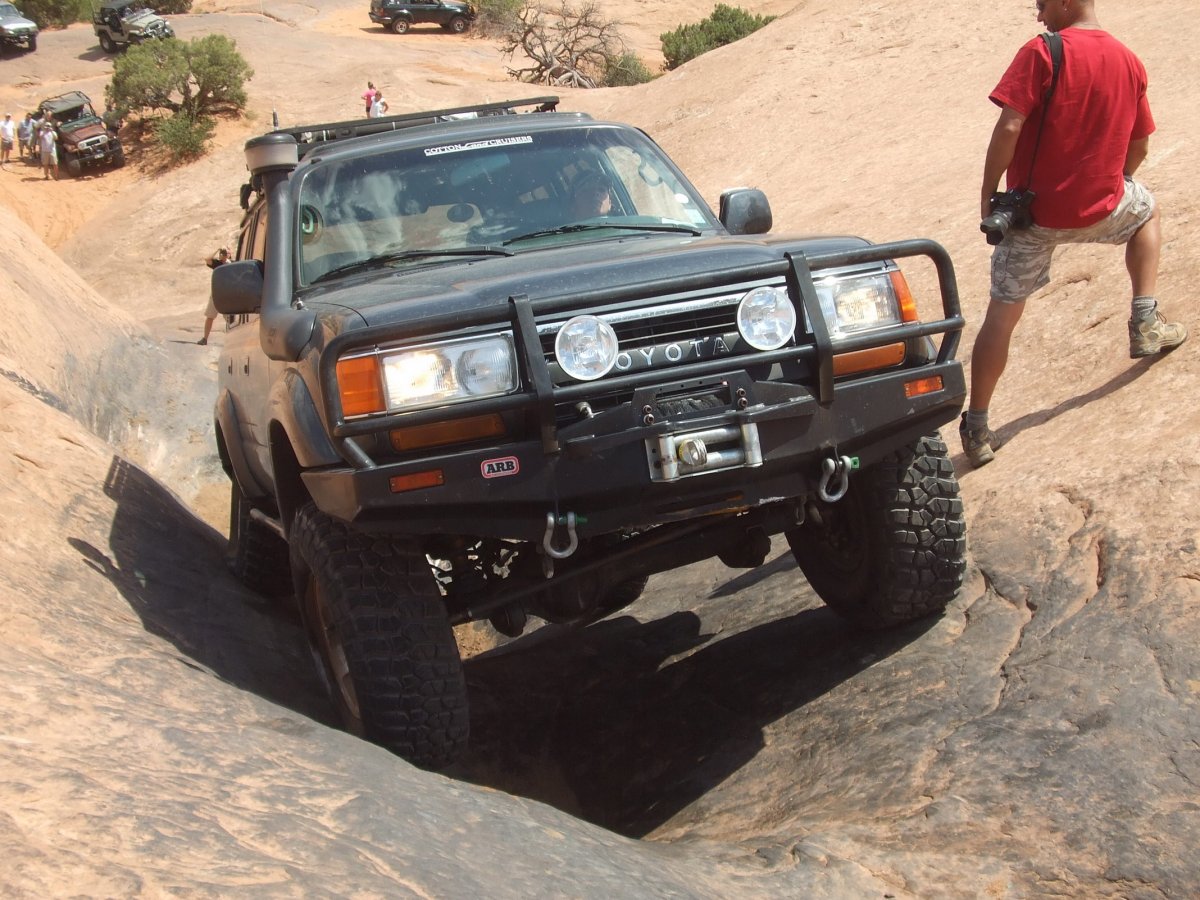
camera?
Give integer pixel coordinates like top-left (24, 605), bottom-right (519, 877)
top-left (980, 189), bottom-right (1035, 245)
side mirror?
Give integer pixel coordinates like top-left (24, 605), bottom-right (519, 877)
top-left (719, 188), bottom-right (772, 235)
top-left (212, 259), bottom-right (265, 316)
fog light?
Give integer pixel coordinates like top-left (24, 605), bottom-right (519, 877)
top-left (737, 286), bottom-right (796, 351)
top-left (555, 315), bottom-right (619, 381)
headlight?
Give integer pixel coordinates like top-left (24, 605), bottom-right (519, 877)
top-left (813, 271), bottom-right (906, 339)
top-left (338, 334), bottom-right (517, 416)
top-left (736, 286), bottom-right (795, 351)
top-left (555, 315), bottom-right (619, 381)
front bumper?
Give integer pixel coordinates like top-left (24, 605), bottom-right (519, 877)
top-left (305, 239), bottom-right (967, 541)
top-left (303, 360), bottom-right (964, 540)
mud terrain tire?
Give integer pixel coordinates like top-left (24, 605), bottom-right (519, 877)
top-left (227, 480), bottom-right (290, 597)
top-left (99, 32), bottom-right (116, 53)
top-left (787, 434), bottom-right (965, 629)
top-left (290, 502), bottom-right (469, 769)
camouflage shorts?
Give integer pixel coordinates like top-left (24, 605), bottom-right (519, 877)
top-left (990, 178), bottom-right (1156, 303)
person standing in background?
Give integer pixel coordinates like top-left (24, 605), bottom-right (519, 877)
top-left (362, 81), bottom-right (377, 115)
top-left (369, 91), bottom-right (389, 118)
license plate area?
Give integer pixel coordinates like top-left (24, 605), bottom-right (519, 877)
top-left (646, 422), bottom-right (762, 483)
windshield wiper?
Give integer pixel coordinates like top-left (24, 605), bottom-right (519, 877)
top-left (503, 222), bottom-right (703, 245)
top-left (311, 245), bottom-right (514, 283)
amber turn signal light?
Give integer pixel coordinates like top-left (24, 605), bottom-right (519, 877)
top-left (903, 376), bottom-right (944, 398)
top-left (833, 342), bottom-right (906, 377)
top-left (390, 413), bottom-right (507, 452)
top-left (390, 470), bottom-right (444, 493)
top-left (337, 356), bottom-right (386, 417)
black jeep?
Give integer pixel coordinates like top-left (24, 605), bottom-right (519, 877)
top-left (211, 97), bottom-right (968, 770)
top-left (369, 0), bottom-right (474, 34)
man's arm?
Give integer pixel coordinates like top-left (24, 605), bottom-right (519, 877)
top-left (981, 106), bottom-right (1027, 219)
top-left (1124, 136), bottom-right (1149, 177)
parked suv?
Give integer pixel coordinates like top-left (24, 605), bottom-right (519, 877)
top-left (38, 91), bottom-right (125, 177)
top-left (369, 0), bottom-right (474, 34)
top-left (93, 0), bottom-right (174, 53)
top-left (210, 98), bottom-right (968, 770)
top-left (0, 1), bottom-right (37, 53)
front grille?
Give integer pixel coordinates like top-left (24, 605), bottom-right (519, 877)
top-left (535, 278), bottom-right (797, 423)
top-left (537, 278), bottom-right (790, 381)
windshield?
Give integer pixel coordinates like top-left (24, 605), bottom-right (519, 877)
top-left (0, 3), bottom-right (22, 15)
top-left (295, 125), bottom-right (717, 284)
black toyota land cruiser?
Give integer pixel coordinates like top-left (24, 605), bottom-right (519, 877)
top-left (211, 97), bottom-right (968, 769)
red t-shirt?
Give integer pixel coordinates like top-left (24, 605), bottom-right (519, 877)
top-left (990, 28), bottom-right (1155, 229)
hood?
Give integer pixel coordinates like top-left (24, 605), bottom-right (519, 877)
top-left (300, 232), bottom-right (869, 332)
top-left (124, 10), bottom-right (171, 34)
top-left (0, 10), bottom-right (36, 30)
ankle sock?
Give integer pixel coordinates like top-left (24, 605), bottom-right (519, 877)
top-left (964, 408), bottom-right (989, 432)
top-left (1132, 296), bottom-right (1158, 321)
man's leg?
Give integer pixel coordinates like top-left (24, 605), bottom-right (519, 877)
top-left (960, 298), bottom-right (1027, 467)
top-left (968, 299), bottom-right (1027, 413)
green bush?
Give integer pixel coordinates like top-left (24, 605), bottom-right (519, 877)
top-left (601, 52), bottom-right (654, 87)
top-left (16, 0), bottom-right (87, 28)
top-left (472, 0), bottom-right (522, 37)
top-left (660, 4), bottom-right (776, 71)
top-left (106, 34), bottom-right (251, 122)
top-left (155, 112), bottom-right (213, 162)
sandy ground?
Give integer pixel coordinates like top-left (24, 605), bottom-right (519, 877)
top-left (1, 0), bottom-right (1198, 895)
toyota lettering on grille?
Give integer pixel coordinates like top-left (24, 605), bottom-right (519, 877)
top-left (610, 333), bottom-right (740, 374)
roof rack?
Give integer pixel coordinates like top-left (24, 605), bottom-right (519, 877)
top-left (280, 96), bottom-right (561, 159)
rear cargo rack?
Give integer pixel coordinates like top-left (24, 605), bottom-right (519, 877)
top-left (280, 96), bottom-right (561, 159)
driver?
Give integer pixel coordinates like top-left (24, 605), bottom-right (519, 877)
top-left (569, 171), bottom-right (613, 219)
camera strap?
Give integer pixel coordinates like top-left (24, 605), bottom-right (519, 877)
top-left (1021, 32), bottom-right (1064, 189)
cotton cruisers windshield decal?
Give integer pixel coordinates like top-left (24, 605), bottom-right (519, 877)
top-left (425, 135), bottom-right (534, 156)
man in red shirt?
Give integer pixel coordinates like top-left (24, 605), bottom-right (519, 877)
top-left (960, 0), bottom-right (1186, 467)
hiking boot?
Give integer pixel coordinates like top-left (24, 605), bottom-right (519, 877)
top-left (197, 337), bottom-right (208, 346)
top-left (1129, 312), bottom-right (1187, 359)
top-left (959, 413), bottom-right (1003, 468)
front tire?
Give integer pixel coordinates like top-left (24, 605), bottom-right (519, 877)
top-left (787, 434), bottom-right (966, 629)
top-left (227, 479), bottom-right (290, 597)
top-left (99, 32), bottom-right (116, 53)
top-left (290, 502), bottom-right (469, 769)
top-left (447, 15), bottom-right (468, 33)
top-left (63, 153), bottom-right (81, 178)
top-left (390, 17), bottom-right (410, 34)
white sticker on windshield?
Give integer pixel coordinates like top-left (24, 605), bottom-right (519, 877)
top-left (425, 135), bottom-right (533, 156)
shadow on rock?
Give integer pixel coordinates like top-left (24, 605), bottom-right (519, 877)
top-left (70, 455), bottom-right (333, 725)
top-left (453, 592), bottom-right (935, 838)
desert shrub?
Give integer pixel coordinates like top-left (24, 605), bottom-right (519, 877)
top-left (106, 34), bottom-right (251, 122)
top-left (503, 0), bottom-right (629, 90)
top-left (601, 52), bottom-right (653, 87)
top-left (660, 4), bottom-right (776, 70)
top-left (155, 111), bottom-right (213, 162)
top-left (473, 0), bottom-right (522, 36)
top-left (16, 0), bottom-right (87, 28)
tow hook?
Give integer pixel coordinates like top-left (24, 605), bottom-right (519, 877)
top-left (543, 511), bottom-right (580, 561)
top-left (817, 454), bottom-right (859, 503)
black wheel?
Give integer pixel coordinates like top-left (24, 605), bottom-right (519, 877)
top-left (390, 17), bottom-right (410, 34)
top-left (64, 153), bottom-right (81, 178)
top-left (786, 434), bottom-right (965, 630)
top-left (447, 15), bottom-right (468, 33)
top-left (290, 502), bottom-right (469, 769)
top-left (111, 147), bottom-right (126, 168)
top-left (99, 33), bottom-right (116, 53)
top-left (227, 479), bottom-right (290, 597)
top-left (27, 35), bottom-right (36, 52)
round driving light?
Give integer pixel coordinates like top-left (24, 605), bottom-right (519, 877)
top-left (555, 315), bottom-right (619, 381)
top-left (737, 286), bottom-right (796, 351)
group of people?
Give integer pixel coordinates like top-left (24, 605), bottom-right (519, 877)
top-left (0, 110), bottom-right (60, 179)
top-left (362, 81), bottom-right (389, 118)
